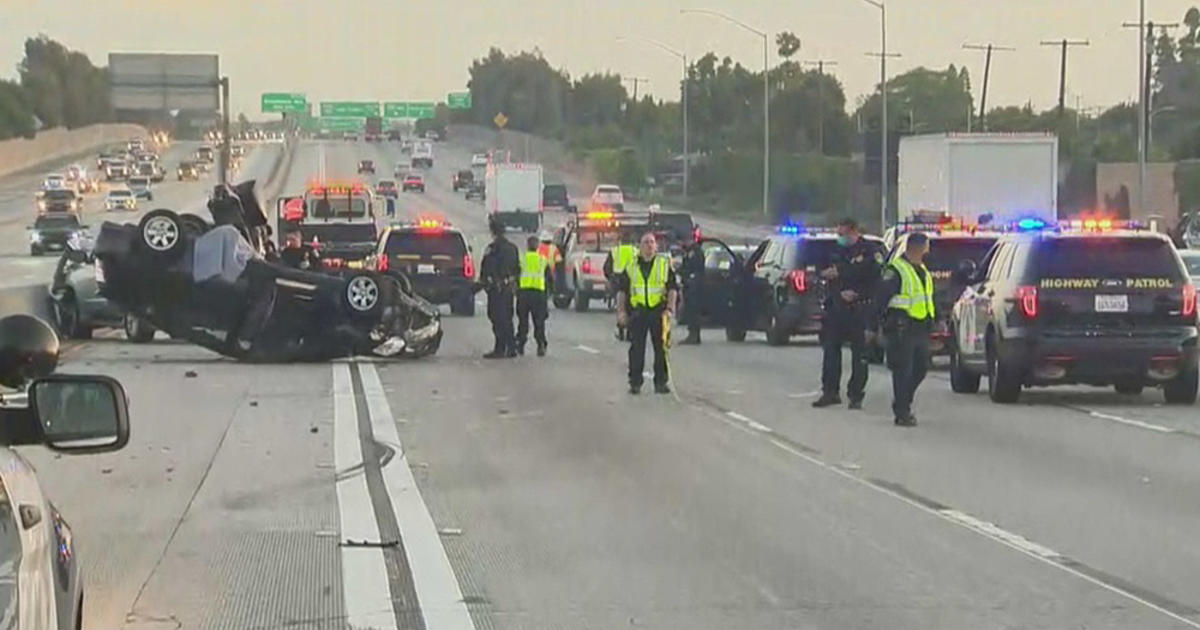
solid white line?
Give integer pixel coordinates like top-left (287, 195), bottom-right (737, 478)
top-left (359, 362), bottom-right (477, 630)
top-left (331, 364), bottom-right (398, 630)
top-left (1088, 410), bottom-right (1174, 434)
top-left (725, 411), bottom-right (773, 434)
top-left (574, 344), bottom-right (600, 354)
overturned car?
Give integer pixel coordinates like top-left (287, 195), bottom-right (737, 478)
top-left (92, 180), bottom-right (442, 362)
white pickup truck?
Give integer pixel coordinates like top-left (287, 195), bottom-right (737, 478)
top-left (590, 184), bottom-right (625, 212)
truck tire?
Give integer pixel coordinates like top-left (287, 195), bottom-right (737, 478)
top-left (949, 348), bottom-right (981, 394)
top-left (1163, 367), bottom-right (1198, 404)
top-left (765, 311), bottom-right (788, 346)
top-left (574, 282), bottom-right (589, 312)
top-left (553, 293), bottom-right (573, 310)
top-left (138, 209), bottom-right (185, 262)
top-left (725, 326), bottom-right (747, 342)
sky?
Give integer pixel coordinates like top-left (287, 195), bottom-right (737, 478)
top-left (2, 0), bottom-right (1197, 120)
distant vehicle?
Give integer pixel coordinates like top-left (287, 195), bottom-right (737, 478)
top-left (177, 161), bottom-right (199, 181)
top-left (401, 140), bottom-right (414, 154)
top-left (387, 130), bottom-right (403, 142)
top-left (1180, 249), bottom-right (1200, 286)
top-left (372, 220), bottom-right (476, 316)
top-left (486, 163), bottom-right (543, 232)
top-left (542, 183), bottom-right (575, 212)
top-left (50, 244), bottom-right (156, 342)
top-left (0, 314), bottom-right (133, 630)
top-left (358, 160), bottom-right (376, 174)
top-left (127, 176), bottom-right (154, 201)
top-left (403, 173), bottom-right (426, 193)
top-left (105, 188), bottom-right (137, 212)
top-left (471, 153), bottom-right (489, 167)
top-left (411, 141), bottom-right (434, 168)
top-left (127, 138), bottom-right (145, 152)
top-left (453, 169), bottom-right (474, 192)
top-left (375, 179), bottom-right (399, 198)
top-left (590, 184), bottom-right (625, 212)
top-left (423, 130), bottom-right (440, 141)
top-left (42, 174), bottom-right (68, 190)
top-left (465, 179), bottom-right (485, 201)
top-left (97, 150), bottom-right (120, 170)
top-left (343, 131), bottom-right (358, 142)
top-left (231, 145), bottom-right (246, 158)
top-left (104, 160), bottom-right (129, 181)
top-left (37, 188), bottom-right (82, 215)
top-left (195, 146), bottom-right (215, 164)
top-left (276, 180), bottom-right (381, 267)
top-left (65, 165), bottom-right (98, 193)
top-left (365, 116), bottom-right (383, 142)
top-left (29, 212), bottom-right (86, 256)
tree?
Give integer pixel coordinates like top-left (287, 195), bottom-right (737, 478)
top-left (568, 73), bottom-right (626, 128)
top-left (0, 80), bottom-right (35, 140)
top-left (776, 32), bottom-right (801, 59)
top-left (769, 61), bottom-right (853, 155)
top-left (18, 35), bottom-right (111, 129)
top-left (466, 48), bottom-right (571, 136)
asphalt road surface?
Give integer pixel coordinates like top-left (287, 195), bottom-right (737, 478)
top-left (11, 137), bottom-right (1200, 629)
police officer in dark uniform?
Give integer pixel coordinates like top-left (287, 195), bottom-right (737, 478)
top-left (812, 218), bottom-right (883, 410)
top-left (678, 240), bottom-right (706, 345)
top-left (874, 231), bottom-right (934, 426)
top-left (479, 216), bottom-right (520, 359)
top-left (278, 227), bottom-right (321, 270)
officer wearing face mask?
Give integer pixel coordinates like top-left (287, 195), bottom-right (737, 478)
top-left (811, 217), bottom-right (883, 410)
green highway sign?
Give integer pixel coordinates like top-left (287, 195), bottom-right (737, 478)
top-left (447, 92), bottom-right (471, 109)
top-left (383, 102), bottom-right (438, 120)
top-left (261, 93), bottom-right (307, 114)
top-left (319, 101), bottom-right (379, 117)
top-left (407, 102), bottom-right (436, 120)
top-left (319, 117), bottom-right (364, 132)
top-left (383, 102), bottom-right (408, 118)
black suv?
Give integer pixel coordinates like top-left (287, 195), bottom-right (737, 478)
top-left (725, 230), bottom-right (885, 345)
top-left (453, 169), bottom-right (474, 192)
top-left (542, 183), bottom-right (575, 212)
top-left (373, 222), bottom-right (476, 316)
top-left (948, 225), bottom-right (1198, 404)
top-left (30, 213), bottom-right (85, 256)
top-left (357, 160), bottom-right (375, 174)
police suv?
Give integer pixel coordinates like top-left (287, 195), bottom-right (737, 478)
top-left (724, 226), bottom-right (884, 346)
top-left (372, 219), bottom-right (476, 316)
top-left (948, 219), bottom-right (1198, 404)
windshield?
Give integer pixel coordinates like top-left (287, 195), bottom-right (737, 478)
top-left (306, 195), bottom-right (368, 219)
top-left (35, 215), bottom-right (80, 229)
top-left (43, 189), bottom-right (75, 201)
top-left (129, 178), bottom-right (149, 186)
top-left (576, 226), bottom-right (639, 251)
top-left (1034, 237), bottom-right (1184, 278)
top-left (386, 232), bottom-right (467, 257)
top-left (109, 190), bottom-right (131, 198)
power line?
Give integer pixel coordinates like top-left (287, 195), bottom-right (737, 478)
top-left (963, 43), bottom-right (1015, 130)
top-left (622, 77), bottom-right (650, 101)
top-left (1038, 39), bottom-right (1089, 118)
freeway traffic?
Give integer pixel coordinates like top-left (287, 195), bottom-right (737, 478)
top-left (2, 133), bottom-right (1197, 629)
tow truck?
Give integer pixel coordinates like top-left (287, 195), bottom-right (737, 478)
top-left (552, 209), bottom-right (697, 312)
top-left (275, 180), bottom-right (388, 269)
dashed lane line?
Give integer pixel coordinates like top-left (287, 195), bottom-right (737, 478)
top-left (574, 344), bottom-right (600, 354)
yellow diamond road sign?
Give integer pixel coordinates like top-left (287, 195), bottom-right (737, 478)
top-left (493, 112), bottom-right (508, 129)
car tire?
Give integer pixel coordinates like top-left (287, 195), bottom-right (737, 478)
top-left (137, 209), bottom-right (185, 261)
top-left (986, 343), bottom-right (1021, 404)
top-left (179, 213), bottom-right (211, 238)
top-left (124, 312), bottom-right (156, 343)
top-left (450, 293), bottom-right (476, 317)
top-left (553, 293), bottom-right (573, 310)
top-left (725, 326), bottom-right (747, 342)
top-left (949, 347), bottom-right (982, 394)
top-left (343, 272), bottom-right (384, 318)
top-left (1163, 367), bottom-right (1198, 404)
top-left (765, 310), bottom-right (788, 346)
top-left (51, 294), bottom-right (91, 340)
top-left (573, 282), bottom-right (589, 312)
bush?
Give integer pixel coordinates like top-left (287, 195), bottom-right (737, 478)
top-left (590, 147), bottom-right (647, 192)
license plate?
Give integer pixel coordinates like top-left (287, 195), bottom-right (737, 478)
top-left (1095, 294), bottom-right (1129, 313)
top-left (417, 264), bottom-right (436, 274)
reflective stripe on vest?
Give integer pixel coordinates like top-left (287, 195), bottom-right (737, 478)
top-left (888, 257), bottom-right (935, 320)
top-left (519, 251), bottom-right (547, 291)
top-left (627, 255), bottom-right (670, 308)
top-left (611, 244), bottom-right (636, 274)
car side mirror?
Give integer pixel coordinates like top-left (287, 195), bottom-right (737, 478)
top-left (952, 259), bottom-right (978, 285)
top-left (28, 375), bottom-right (130, 454)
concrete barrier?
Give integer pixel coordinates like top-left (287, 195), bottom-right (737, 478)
top-left (0, 124), bottom-right (148, 179)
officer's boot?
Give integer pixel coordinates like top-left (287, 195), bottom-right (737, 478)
top-left (811, 392), bottom-right (842, 408)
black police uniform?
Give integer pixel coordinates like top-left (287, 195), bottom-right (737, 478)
top-left (816, 238), bottom-right (883, 405)
top-left (279, 244), bottom-right (320, 270)
top-left (874, 257), bottom-right (932, 426)
top-left (516, 261), bottom-right (554, 356)
top-left (679, 244), bottom-right (706, 343)
top-left (480, 235), bottom-right (520, 357)
top-left (616, 255), bottom-right (679, 392)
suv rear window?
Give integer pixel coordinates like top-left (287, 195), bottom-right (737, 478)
top-left (1033, 237), bottom-right (1183, 279)
top-left (386, 231), bottom-right (467, 257)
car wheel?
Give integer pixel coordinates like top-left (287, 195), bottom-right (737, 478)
top-left (1114, 382), bottom-right (1144, 396)
top-left (949, 347), bottom-right (982, 394)
top-left (553, 293), bottom-right (573, 310)
top-left (138, 209), bottom-right (184, 261)
top-left (725, 326), bottom-right (747, 342)
top-left (986, 343), bottom-right (1021, 404)
top-left (343, 273), bottom-right (383, 317)
top-left (1163, 366), bottom-right (1198, 404)
top-left (179, 213), bottom-right (211, 238)
top-left (573, 281), bottom-right (589, 312)
top-left (52, 295), bottom-right (91, 340)
top-left (450, 293), bottom-right (476, 316)
top-left (123, 312), bottom-right (156, 343)
top-left (765, 310), bottom-right (788, 346)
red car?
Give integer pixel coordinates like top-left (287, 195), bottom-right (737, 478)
top-left (402, 173), bottom-right (425, 193)
top-left (375, 179), bottom-right (399, 198)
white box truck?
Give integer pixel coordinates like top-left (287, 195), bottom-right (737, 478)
top-left (897, 133), bottom-right (1058, 224)
top-left (486, 163), bottom-right (544, 232)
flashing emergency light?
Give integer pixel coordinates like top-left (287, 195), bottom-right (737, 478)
top-left (778, 223), bottom-right (802, 235)
top-left (1016, 218), bottom-right (1046, 231)
top-left (585, 211), bottom-right (614, 221)
top-left (415, 218), bottom-right (447, 231)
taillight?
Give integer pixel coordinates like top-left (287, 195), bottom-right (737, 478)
top-left (463, 253), bottom-right (475, 278)
top-left (376, 255), bottom-right (389, 272)
top-left (788, 269), bottom-right (807, 293)
top-left (582, 258), bottom-right (594, 275)
top-left (1183, 284), bottom-right (1197, 319)
top-left (1017, 285), bottom-right (1038, 318)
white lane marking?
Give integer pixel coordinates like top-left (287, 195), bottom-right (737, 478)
top-left (708, 404), bottom-right (1200, 630)
top-left (574, 344), bottom-right (600, 354)
top-left (725, 411), bottom-right (773, 434)
top-left (1088, 410), bottom-right (1175, 434)
top-left (358, 362), bottom-right (477, 630)
top-left (787, 390), bottom-right (822, 399)
top-left (331, 363), bottom-right (398, 630)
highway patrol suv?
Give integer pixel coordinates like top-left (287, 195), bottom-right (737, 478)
top-left (276, 180), bottom-right (382, 268)
top-left (372, 219), bottom-right (476, 316)
top-left (948, 218), bottom-right (1198, 404)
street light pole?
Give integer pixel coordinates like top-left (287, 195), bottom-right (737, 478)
top-left (616, 36), bottom-right (690, 200)
top-left (861, 0), bottom-right (891, 228)
top-left (681, 8), bottom-right (771, 218)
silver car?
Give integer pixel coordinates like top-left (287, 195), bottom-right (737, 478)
top-left (49, 246), bottom-right (156, 342)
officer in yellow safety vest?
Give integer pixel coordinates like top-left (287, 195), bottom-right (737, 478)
top-left (605, 233), bottom-right (639, 341)
top-left (874, 232), bottom-right (935, 427)
top-left (517, 235), bottom-right (554, 356)
top-left (617, 232), bottom-right (679, 394)
top-left (537, 231), bottom-right (565, 297)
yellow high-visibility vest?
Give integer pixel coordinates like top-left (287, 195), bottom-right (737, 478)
top-left (627, 255), bottom-right (670, 309)
top-left (611, 244), bottom-right (637, 274)
top-left (888, 256), bottom-right (935, 320)
top-left (519, 251), bottom-right (548, 291)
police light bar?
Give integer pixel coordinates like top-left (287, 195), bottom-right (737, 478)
top-left (415, 218), bottom-right (448, 231)
top-left (585, 211), bottom-right (614, 220)
top-left (306, 178), bottom-right (367, 195)
top-left (777, 224), bottom-right (802, 235)
top-left (1062, 218), bottom-right (1147, 231)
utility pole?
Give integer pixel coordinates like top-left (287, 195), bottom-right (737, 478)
top-left (802, 60), bottom-right (838, 154)
top-left (866, 49), bottom-right (900, 228)
top-left (1123, 17), bottom-right (1179, 216)
top-left (1039, 39), bottom-right (1089, 118)
top-left (622, 77), bottom-right (650, 102)
top-left (963, 43), bottom-right (1015, 130)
